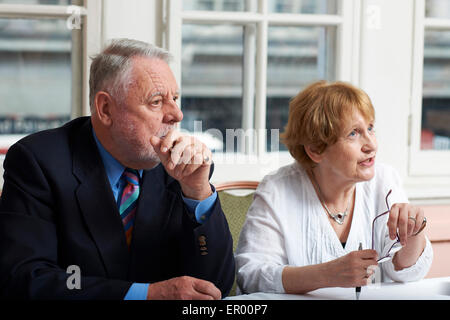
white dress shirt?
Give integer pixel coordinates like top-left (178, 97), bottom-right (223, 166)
top-left (235, 162), bottom-right (433, 294)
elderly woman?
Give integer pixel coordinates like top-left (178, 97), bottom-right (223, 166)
top-left (235, 81), bottom-right (433, 294)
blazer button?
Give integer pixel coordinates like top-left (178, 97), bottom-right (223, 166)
top-left (200, 251), bottom-right (208, 256)
top-left (198, 235), bottom-right (207, 246)
top-left (200, 246), bottom-right (207, 251)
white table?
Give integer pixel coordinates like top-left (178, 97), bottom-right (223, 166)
top-left (227, 277), bottom-right (450, 300)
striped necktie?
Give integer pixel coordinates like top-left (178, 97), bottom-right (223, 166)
top-left (118, 168), bottom-right (140, 247)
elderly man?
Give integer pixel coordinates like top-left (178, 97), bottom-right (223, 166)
top-left (0, 39), bottom-right (234, 300)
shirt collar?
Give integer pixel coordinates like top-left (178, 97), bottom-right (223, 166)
top-left (92, 128), bottom-right (143, 188)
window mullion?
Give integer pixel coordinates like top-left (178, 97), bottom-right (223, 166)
top-left (155, 0), bottom-right (164, 48)
top-left (165, 0), bottom-right (182, 111)
top-left (242, 0), bottom-right (257, 154)
top-left (336, 0), bottom-right (358, 83)
top-left (82, 0), bottom-right (102, 116)
top-left (71, 27), bottom-right (83, 119)
top-left (254, 0), bottom-right (268, 157)
top-left (410, 0), bottom-right (426, 175)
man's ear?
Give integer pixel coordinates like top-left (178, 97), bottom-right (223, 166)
top-left (94, 91), bottom-right (114, 126)
top-left (304, 144), bottom-right (325, 164)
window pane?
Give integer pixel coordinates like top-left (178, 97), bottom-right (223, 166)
top-left (183, 0), bottom-right (245, 12)
top-left (421, 30), bottom-right (450, 150)
top-left (0, 18), bottom-right (72, 135)
top-left (0, 0), bottom-right (75, 4)
top-left (181, 24), bottom-right (243, 152)
top-left (426, 0), bottom-right (450, 19)
top-left (268, 0), bottom-right (337, 14)
top-left (267, 26), bottom-right (336, 152)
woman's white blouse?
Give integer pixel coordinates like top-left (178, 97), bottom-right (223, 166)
top-left (235, 162), bottom-right (433, 294)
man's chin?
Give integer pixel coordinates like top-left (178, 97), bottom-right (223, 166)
top-left (132, 154), bottom-right (161, 170)
top-left (142, 159), bottom-right (161, 170)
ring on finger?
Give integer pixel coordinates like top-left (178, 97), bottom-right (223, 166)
top-left (413, 217), bottom-right (427, 236)
top-left (408, 216), bottom-right (417, 224)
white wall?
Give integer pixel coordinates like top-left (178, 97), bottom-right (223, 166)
top-left (101, 0), bottom-right (159, 45)
top-left (358, 0), bottom-right (413, 180)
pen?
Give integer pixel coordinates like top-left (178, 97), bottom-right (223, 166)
top-left (356, 242), bottom-right (362, 300)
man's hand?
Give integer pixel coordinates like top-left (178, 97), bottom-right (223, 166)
top-left (146, 276), bottom-right (222, 300)
top-left (150, 129), bottom-right (213, 200)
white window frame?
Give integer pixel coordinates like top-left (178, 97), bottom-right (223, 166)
top-left (0, 0), bottom-right (102, 149)
top-left (164, 0), bottom-right (359, 182)
top-left (399, 0), bottom-right (450, 204)
top-left (410, 0), bottom-right (450, 177)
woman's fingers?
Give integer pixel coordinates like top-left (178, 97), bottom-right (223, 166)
top-left (413, 208), bottom-right (425, 236)
top-left (389, 203), bottom-right (425, 246)
top-left (387, 205), bottom-right (399, 241)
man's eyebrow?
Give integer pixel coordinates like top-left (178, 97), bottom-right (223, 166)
top-left (148, 91), bottom-right (180, 98)
top-left (148, 91), bottom-right (163, 99)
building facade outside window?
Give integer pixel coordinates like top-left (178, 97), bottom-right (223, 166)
top-left (421, 0), bottom-right (450, 151)
top-left (0, 0), bottom-right (99, 150)
top-left (178, 0), bottom-right (345, 155)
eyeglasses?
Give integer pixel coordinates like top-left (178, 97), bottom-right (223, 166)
top-left (371, 190), bottom-right (402, 263)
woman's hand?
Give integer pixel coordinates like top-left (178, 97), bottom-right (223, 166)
top-left (325, 249), bottom-right (378, 288)
top-left (282, 249), bottom-right (378, 294)
top-left (388, 203), bottom-right (425, 246)
top-left (388, 203), bottom-right (427, 271)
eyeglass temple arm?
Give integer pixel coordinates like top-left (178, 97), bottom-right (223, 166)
top-left (385, 189), bottom-right (392, 211)
top-left (371, 189), bottom-right (393, 250)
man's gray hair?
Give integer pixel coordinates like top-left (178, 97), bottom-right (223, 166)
top-left (89, 38), bottom-right (172, 112)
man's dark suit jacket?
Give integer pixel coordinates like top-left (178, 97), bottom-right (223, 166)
top-left (0, 117), bottom-right (235, 299)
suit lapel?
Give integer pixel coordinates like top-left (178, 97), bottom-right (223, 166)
top-left (128, 164), bottom-right (177, 281)
top-left (72, 119), bottom-right (130, 279)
